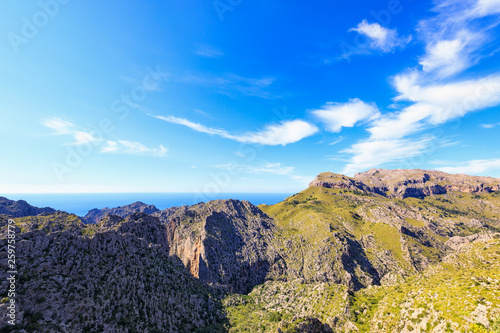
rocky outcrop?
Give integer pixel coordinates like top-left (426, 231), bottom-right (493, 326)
top-left (0, 197), bottom-right (56, 217)
top-left (83, 201), bottom-right (159, 224)
top-left (309, 169), bottom-right (500, 199)
top-left (154, 199), bottom-right (277, 294)
top-left (444, 231), bottom-right (499, 251)
top-left (308, 173), bottom-right (378, 193)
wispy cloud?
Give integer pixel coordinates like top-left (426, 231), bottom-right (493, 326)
top-left (43, 118), bottom-right (74, 135)
top-left (311, 98), bottom-right (380, 132)
top-left (149, 114), bottom-right (318, 146)
top-left (436, 157), bottom-right (500, 175)
top-left (341, 138), bottom-right (431, 175)
top-left (416, 0), bottom-right (500, 78)
top-left (178, 73), bottom-right (278, 99)
top-left (418, 31), bottom-right (480, 78)
top-left (329, 136), bottom-right (345, 146)
top-left (215, 162), bottom-right (313, 184)
top-left (480, 121), bottom-right (500, 128)
top-left (100, 140), bottom-right (167, 157)
top-left (43, 117), bottom-right (99, 145)
top-left (372, 72), bottom-right (500, 139)
top-left (195, 44), bottom-right (224, 58)
top-left (349, 20), bottom-right (410, 53)
top-left (43, 117), bottom-right (167, 157)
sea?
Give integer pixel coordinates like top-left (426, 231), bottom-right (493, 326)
top-left (3, 193), bottom-right (294, 217)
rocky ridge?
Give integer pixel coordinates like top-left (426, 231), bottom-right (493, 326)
top-left (310, 169), bottom-right (500, 199)
top-left (0, 197), bottom-right (56, 218)
top-left (83, 201), bottom-right (159, 224)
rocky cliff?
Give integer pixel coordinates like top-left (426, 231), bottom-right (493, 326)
top-left (153, 199), bottom-right (277, 294)
top-left (83, 201), bottom-right (159, 224)
top-left (0, 197), bottom-right (56, 218)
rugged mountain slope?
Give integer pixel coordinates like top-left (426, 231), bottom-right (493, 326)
top-left (260, 170), bottom-right (500, 291)
top-left (1, 169), bottom-right (500, 332)
top-left (349, 235), bottom-right (500, 333)
top-left (310, 169), bottom-right (500, 199)
top-left (0, 212), bottom-right (227, 332)
top-left (0, 197), bottom-right (55, 218)
top-left (83, 201), bottom-right (159, 224)
top-left (224, 235), bottom-right (500, 333)
top-left (153, 199), bottom-right (277, 294)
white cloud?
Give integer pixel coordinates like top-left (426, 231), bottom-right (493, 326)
top-left (100, 140), bottom-right (167, 157)
top-left (339, 73), bottom-right (500, 173)
top-left (311, 98), bottom-right (380, 132)
top-left (42, 118), bottom-right (74, 135)
top-left (71, 131), bottom-right (99, 145)
top-left (368, 73), bottom-right (500, 140)
top-left (480, 121), bottom-right (500, 128)
top-left (336, 0), bottom-right (500, 174)
top-left (43, 117), bottom-right (99, 145)
top-left (473, 0), bottom-right (500, 16)
top-left (178, 73), bottom-right (278, 98)
top-left (43, 117), bottom-right (167, 157)
top-left (149, 114), bottom-right (318, 146)
top-left (195, 44), bottom-right (224, 58)
top-left (215, 162), bottom-right (312, 184)
top-left (437, 158), bottom-right (500, 175)
top-left (341, 138), bottom-right (430, 175)
top-left (329, 136), bottom-right (345, 146)
top-left (349, 20), bottom-right (410, 53)
top-left (416, 0), bottom-right (500, 78)
top-left (235, 120), bottom-right (319, 146)
top-left (419, 33), bottom-right (475, 77)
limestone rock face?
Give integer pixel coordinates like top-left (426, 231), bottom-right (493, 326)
top-left (0, 197), bottom-right (56, 217)
top-left (83, 201), bottom-right (159, 224)
top-left (153, 199), bottom-right (277, 293)
top-left (310, 169), bottom-right (500, 199)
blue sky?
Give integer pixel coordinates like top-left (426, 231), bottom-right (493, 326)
top-left (1, 0), bottom-right (500, 193)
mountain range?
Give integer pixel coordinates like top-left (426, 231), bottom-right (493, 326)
top-left (1, 169), bottom-right (500, 332)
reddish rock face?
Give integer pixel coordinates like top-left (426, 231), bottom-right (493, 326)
top-left (154, 199), bottom-right (277, 293)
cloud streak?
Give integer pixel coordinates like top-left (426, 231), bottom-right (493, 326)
top-left (43, 117), bottom-right (167, 157)
top-left (215, 162), bottom-right (313, 184)
top-left (149, 114), bottom-right (318, 146)
top-left (100, 140), bottom-right (167, 157)
top-left (436, 158), bottom-right (500, 175)
top-left (341, 138), bottom-right (431, 175)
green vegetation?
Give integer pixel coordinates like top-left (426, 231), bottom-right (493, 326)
top-left (224, 281), bottom-right (348, 332)
top-left (225, 239), bottom-right (500, 332)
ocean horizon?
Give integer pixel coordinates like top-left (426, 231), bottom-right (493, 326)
top-left (2, 192), bottom-right (295, 217)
